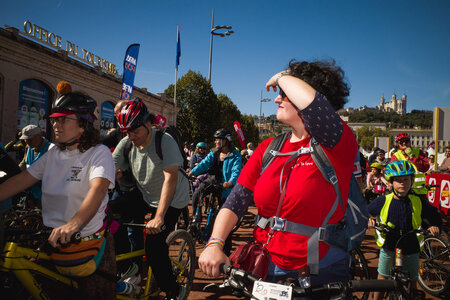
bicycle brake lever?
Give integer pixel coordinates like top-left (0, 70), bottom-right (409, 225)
top-left (203, 282), bottom-right (223, 291)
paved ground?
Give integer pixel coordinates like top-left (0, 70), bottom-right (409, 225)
top-left (187, 205), bottom-right (447, 299)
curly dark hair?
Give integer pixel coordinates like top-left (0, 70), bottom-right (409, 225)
top-left (57, 117), bottom-right (101, 152)
top-left (288, 59), bottom-right (350, 110)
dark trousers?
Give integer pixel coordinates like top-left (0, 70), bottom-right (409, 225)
top-left (191, 175), bottom-right (221, 216)
top-left (145, 206), bottom-right (182, 296)
top-left (109, 188), bottom-right (148, 272)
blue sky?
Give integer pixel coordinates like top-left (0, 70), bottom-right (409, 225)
top-left (2, 0), bottom-right (449, 118)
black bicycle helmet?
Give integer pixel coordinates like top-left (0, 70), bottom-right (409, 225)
top-left (117, 98), bottom-right (150, 132)
top-left (213, 128), bottom-right (232, 142)
top-left (50, 81), bottom-right (97, 123)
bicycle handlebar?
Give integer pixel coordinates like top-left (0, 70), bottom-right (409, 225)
top-left (5, 227), bottom-right (82, 244)
top-left (219, 264), bottom-right (400, 298)
top-left (122, 223), bottom-right (167, 231)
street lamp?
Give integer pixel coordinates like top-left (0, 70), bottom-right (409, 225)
top-left (208, 8), bottom-right (234, 83)
top-left (259, 92), bottom-right (271, 135)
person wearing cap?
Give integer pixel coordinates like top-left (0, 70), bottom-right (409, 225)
top-left (0, 81), bottom-right (117, 298)
top-left (17, 124), bottom-right (53, 207)
top-left (390, 133), bottom-right (429, 194)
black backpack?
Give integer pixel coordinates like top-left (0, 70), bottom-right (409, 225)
top-left (124, 126), bottom-right (189, 170)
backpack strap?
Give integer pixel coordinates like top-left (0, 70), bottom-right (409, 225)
top-left (155, 129), bottom-right (164, 161)
top-left (256, 135), bottom-right (344, 275)
top-left (123, 139), bottom-right (133, 164)
top-left (307, 137), bottom-right (343, 274)
top-left (260, 132), bottom-right (290, 175)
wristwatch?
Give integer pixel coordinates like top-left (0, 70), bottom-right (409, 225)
top-left (275, 71), bottom-right (290, 87)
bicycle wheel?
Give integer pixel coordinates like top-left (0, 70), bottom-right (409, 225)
top-left (350, 248), bottom-right (370, 300)
top-left (166, 229), bottom-right (196, 300)
top-left (418, 235), bottom-right (450, 297)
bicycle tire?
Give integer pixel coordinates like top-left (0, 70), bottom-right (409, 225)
top-left (417, 235), bottom-right (450, 297)
top-left (350, 248), bottom-right (370, 300)
top-left (166, 229), bottom-right (196, 300)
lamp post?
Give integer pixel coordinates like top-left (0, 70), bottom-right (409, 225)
top-left (208, 8), bottom-right (234, 83)
top-left (259, 91), bottom-right (271, 135)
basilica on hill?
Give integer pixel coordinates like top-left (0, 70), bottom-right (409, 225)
top-left (340, 92), bottom-right (407, 116)
top-left (378, 93), bottom-right (407, 115)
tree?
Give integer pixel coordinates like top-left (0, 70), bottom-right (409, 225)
top-left (164, 71), bottom-right (259, 150)
top-left (164, 71), bottom-right (221, 146)
top-left (240, 114), bottom-right (259, 148)
top-left (356, 126), bottom-right (391, 151)
top-left (216, 94), bottom-right (259, 149)
top-left (347, 110), bottom-right (432, 128)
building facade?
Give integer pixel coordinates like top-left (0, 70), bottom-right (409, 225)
top-left (0, 25), bottom-right (176, 145)
top-left (378, 93), bottom-right (406, 115)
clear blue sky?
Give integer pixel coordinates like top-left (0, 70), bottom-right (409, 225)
top-left (2, 0), bottom-right (449, 118)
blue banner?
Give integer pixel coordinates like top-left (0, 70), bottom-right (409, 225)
top-left (120, 43), bottom-right (140, 100)
top-left (176, 28), bottom-right (181, 69)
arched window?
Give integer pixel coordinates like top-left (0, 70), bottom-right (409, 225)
top-left (18, 79), bottom-right (53, 138)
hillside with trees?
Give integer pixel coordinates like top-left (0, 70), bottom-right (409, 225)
top-left (341, 110), bottom-right (433, 129)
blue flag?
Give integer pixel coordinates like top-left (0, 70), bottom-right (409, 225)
top-left (120, 43), bottom-right (140, 100)
top-left (176, 28), bottom-right (181, 69)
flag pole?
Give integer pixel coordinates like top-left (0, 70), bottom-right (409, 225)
top-left (174, 25), bottom-right (180, 126)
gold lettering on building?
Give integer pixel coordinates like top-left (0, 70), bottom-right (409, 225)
top-left (22, 20), bottom-right (117, 75)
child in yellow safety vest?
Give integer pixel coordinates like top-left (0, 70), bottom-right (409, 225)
top-left (368, 160), bottom-right (441, 300)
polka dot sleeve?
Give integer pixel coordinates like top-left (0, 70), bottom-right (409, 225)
top-left (299, 92), bottom-right (343, 149)
top-left (221, 183), bottom-right (253, 220)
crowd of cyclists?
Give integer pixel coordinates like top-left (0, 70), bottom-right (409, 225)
top-left (0, 59), bottom-right (449, 300)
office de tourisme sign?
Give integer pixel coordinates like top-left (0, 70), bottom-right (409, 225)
top-left (22, 21), bottom-right (117, 76)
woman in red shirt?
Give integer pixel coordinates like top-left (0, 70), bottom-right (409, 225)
top-left (199, 60), bottom-right (357, 287)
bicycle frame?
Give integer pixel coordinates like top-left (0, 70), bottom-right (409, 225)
top-left (1, 240), bottom-right (186, 300)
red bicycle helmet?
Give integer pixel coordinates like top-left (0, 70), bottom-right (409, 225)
top-left (395, 132), bottom-right (410, 143)
top-left (117, 98), bottom-right (149, 132)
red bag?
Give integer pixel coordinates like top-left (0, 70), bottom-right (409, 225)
top-left (229, 240), bottom-right (270, 280)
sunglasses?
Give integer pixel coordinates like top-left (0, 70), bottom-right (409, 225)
top-left (279, 88), bottom-right (287, 98)
top-left (398, 139), bottom-right (410, 144)
top-left (50, 116), bottom-right (78, 125)
top-left (198, 147), bottom-right (206, 150)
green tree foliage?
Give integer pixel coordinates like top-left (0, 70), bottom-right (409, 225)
top-left (164, 70), bottom-right (259, 149)
top-left (356, 126), bottom-right (391, 151)
top-left (347, 110), bottom-right (432, 128)
top-left (165, 71), bottom-right (220, 146)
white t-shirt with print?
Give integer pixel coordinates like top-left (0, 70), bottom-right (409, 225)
top-left (27, 144), bottom-right (115, 237)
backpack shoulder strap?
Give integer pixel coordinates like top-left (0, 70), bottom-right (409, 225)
top-left (155, 128), bottom-right (165, 161)
top-left (309, 137), bottom-right (342, 209)
top-left (260, 132), bottom-right (290, 175)
top-left (123, 138), bottom-right (133, 164)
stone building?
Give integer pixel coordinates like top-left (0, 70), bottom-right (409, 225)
top-left (378, 93), bottom-right (406, 115)
top-left (0, 24), bottom-right (176, 145)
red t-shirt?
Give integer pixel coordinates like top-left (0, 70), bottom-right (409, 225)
top-left (237, 122), bottom-right (357, 270)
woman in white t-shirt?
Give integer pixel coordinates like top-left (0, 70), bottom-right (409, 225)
top-left (0, 81), bottom-right (116, 299)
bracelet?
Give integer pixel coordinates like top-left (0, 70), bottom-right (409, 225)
top-left (205, 237), bottom-right (225, 249)
top-left (275, 71), bottom-right (290, 87)
top-left (208, 236), bottom-right (225, 243)
top-left (204, 240), bottom-right (224, 249)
